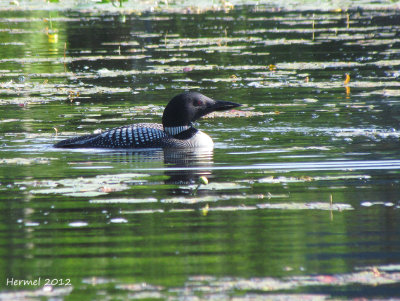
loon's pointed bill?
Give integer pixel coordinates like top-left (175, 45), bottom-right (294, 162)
top-left (209, 99), bottom-right (242, 111)
top-left (54, 92), bottom-right (242, 149)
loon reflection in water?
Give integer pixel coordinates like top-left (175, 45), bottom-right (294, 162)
top-left (89, 148), bottom-right (214, 186)
top-left (54, 92), bottom-right (241, 149)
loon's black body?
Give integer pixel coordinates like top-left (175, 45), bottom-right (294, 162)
top-left (54, 92), bottom-right (241, 149)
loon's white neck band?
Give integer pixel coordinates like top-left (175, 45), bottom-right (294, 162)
top-left (164, 125), bottom-right (191, 136)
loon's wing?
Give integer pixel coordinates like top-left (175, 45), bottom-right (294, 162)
top-left (53, 132), bottom-right (101, 148)
top-left (54, 123), bottom-right (167, 149)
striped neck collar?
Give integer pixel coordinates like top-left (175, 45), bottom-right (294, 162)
top-left (164, 125), bottom-right (192, 136)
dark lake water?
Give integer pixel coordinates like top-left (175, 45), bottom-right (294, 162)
top-left (1, 3), bottom-right (400, 300)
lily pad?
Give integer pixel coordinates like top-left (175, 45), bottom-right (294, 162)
top-left (109, 218), bottom-right (128, 223)
top-left (122, 209), bottom-right (164, 214)
top-left (257, 202), bottom-right (353, 211)
top-left (18, 173), bottom-right (150, 197)
top-left (209, 205), bottom-right (258, 212)
top-left (161, 194), bottom-right (276, 204)
top-left (181, 182), bottom-right (246, 191)
top-left (0, 287), bottom-right (72, 300)
top-left (90, 198), bottom-right (157, 204)
top-left (0, 157), bottom-right (55, 165)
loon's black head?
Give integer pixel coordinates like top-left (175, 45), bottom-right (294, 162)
top-left (162, 92), bottom-right (241, 128)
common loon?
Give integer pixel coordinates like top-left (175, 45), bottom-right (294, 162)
top-left (53, 92), bottom-right (241, 149)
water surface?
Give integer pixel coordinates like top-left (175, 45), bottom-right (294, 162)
top-left (1, 4), bottom-right (400, 300)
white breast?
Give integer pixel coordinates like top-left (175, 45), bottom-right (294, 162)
top-left (188, 130), bottom-right (214, 148)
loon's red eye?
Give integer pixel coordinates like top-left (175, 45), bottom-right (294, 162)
top-left (194, 99), bottom-right (203, 106)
